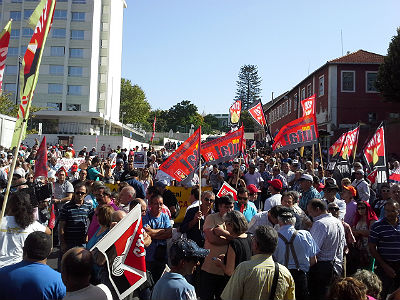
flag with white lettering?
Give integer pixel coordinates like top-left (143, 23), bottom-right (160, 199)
top-left (0, 20), bottom-right (12, 95)
top-left (248, 101), bottom-right (266, 126)
top-left (11, 0), bottom-right (56, 147)
top-left (201, 126), bottom-right (243, 165)
top-left (363, 123), bottom-right (385, 168)
top-left (229, 100), bottom-right (241, 125)
top-left (159, 127), bottom-right (201, 182)
top-left (340, 126), bottom-right (360, 160)
top-left (91, 205), bottom-right (146, 300)
top-left (329, 132), bottom-right (347, 158)
top-left (301, 94), bottom-right (316, 117)
top-left (217, 182), bottom-right (237, 200)
top-left (389, 167), bottom-right (400, 183)
top-left (272, 114), bottom-right (318, 152)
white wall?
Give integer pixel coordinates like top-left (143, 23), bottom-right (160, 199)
top-left (0, 114), bottom-right (16, 148)
top-left (89, 0), bottom-right (102, 112)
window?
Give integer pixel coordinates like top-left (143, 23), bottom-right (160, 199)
top-left (49, 65), bottom-right (64, 75)
top-left (368, 112), bottom-right (377, 123)
top-left (11, 0), bottom-right (22, 2)
top-left (71, 12), bottom-right (85, 22)
top-left (68, 66), bottom-right (83, 77)
top-left (50, 46), bottom-right (65, 56)
top-left (24, 10), bottom-right (33, 20)
top-left (67, 104), bottom-right (81, 111)
top-left (341, 71), bottom-right (355, 92)
top-left (294, 93), bottom-right (298, 110)
top-left (288, 97), bottom-right (291, 112)
top-left (73, 0), bottom-right (86, 3)
top-left (20, 46), bottom-right (26, 54)
top-left (68, 85), bottom-right (82, 95)
top-left (53, 10), bottom-right (67, 20)
top-left (48, 83), bottom-right (63, 94)
top-left (47, 102), bottom-right (62, 111)
top-left (53, 28), bottom-right (66, 38)
top-left (366, 72), bottom-right (378, 92)
top-left (10, 11), bottom-right (21, 21)
top-left (4, 83), bottom-right (16, 92)
top-left (11, 29), bottom-right (20, 39)
top-left (301, 88), bottom-right (306, 100)
top-left (8, 47), bottom-right (18, 56)
top-left (5, 65), bottom-right (17, 75)
top-left (70, 30), bottom-right (84, 40)
top-left (22, 28), bottom-right (34, 37)
top-left (70, 48), bottom-right (83, 58)
top-left (390, 113), bottom-right (400, 120)
top-left (307, 83), bottom-right (312, 98)
top-left (319, 75), bottom-right (325, 97)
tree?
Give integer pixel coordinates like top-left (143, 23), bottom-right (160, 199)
top-left (167, 100), bottom-right (202, 132)
top-left (235, 65), bottom-right (262, 109)
top-left (240, 110), bottom-right (256, 132)
top-left (147, 109), bottom-right (169, 132)
top-left (120, 79), bottom-right (151, 128)
top-left (0, 94), bottom-right (19, 117)
top-left (376, 28), bottom-right (400, 103)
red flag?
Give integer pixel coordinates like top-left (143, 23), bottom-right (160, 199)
top-left (34, 136), bottom-right (47, 178)
top-left (0, 20), bottom-right (12, 95)
top-left (150, 115), bottom-right (156, 142)
top-left (48, 204), bottom-right (55, 229)
top-left (159, 127), bottom-right (201, 182)
top-left (91, 205), bottom-right (147, 299)
top-left (340, 126), bottom-right (360, 160)
top-left (329, 132), bottom-right (347, 157)
top-left (363, 123), bottom-right (385, 168)
top-left (217, 181), bottom-right (237, 200)
top-left (248, 101), bottom-right (267, 126)
top-left (229, 100), bottom-right (241, 124)
top-left (201, 126), bottom-right (243, 165)
top-left (272, 115), bottom-right (318, 152)
top-left (250, 141), bottom-right (256, 149)
top-left (389, 167), bottom-right (400, 182)
top-left (301, 94), bottom-right (316, 117)
top-left (367, 168), bottom-right (378, 185)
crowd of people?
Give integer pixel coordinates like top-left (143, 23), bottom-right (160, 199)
top-left (0, 140), bottom-right (400, 300)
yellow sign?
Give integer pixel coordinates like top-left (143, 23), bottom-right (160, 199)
top-left (105, 183), bottom-right (119, 193)
top-left (166, 186), bottom-right (212, 223)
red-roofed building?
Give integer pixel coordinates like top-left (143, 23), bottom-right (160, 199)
top-left (263, 50), bottom-right (400, 158)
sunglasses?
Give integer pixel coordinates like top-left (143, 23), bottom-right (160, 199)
top-left (237, 196), bottom-right (248, 200)
top-left (75, 192), bottom-right (86, 196)
top-left (381, 189), bottom-right (390, 193)
top-left (328, 207), bottom-right (339, 211)
top-left (204, 198), bottom-right (215, 203)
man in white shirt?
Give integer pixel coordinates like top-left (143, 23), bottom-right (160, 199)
top-left (264, 179), bottom-right (283, 211)
top-left (352, 169), bottom-right (370, 202)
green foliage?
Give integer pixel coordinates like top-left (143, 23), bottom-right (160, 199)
top-left (236, 65), bottom-right (262, 109)
top-left (147, 109), bottom-right (169, 132)
top-left (0, 93), bottom-right (19, 117)
top-left (120, 79), bottom-right (151, 127)
top-left (376, 28), bottom-right (400, 103)
top-left (240, 110), bottom-right (256, 132)
top-left (167, 100), bottom-right (203, 132)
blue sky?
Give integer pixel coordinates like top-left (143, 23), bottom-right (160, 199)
top-left (121, 1), bottom-right (400, 115)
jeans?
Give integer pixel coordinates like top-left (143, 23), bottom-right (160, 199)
top-left (309, 261), bottom-right (337, 300)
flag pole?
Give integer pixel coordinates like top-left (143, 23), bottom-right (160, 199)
top-left (383, 121), bottom-right (390, 182)
top-left (319, 143), bottom-right (325, 178)
top-left (0, 118), bottom-right (27, 223)
top-left (312, 144), bottom-right (315, 172)
top-left (198, 127), bottom-right (202, 230)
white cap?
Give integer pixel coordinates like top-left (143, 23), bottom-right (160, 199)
top-left (300, 174), bottom-right (313, 181)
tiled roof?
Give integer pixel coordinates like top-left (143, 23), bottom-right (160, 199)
top-left (329, 50), bottom-right (384, 64)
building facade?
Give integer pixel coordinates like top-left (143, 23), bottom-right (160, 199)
top-left (0, 0), bottom-right (142, 144)
top-left (263, 50), bottom-right (400, 157)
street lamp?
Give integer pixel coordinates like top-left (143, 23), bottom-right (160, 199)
top-left (121, 112), bottom-right (126, 136)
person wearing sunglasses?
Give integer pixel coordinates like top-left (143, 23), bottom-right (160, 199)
top-left (234, 187), bottom-right (257, 222)
top-left (371, 183), bottom-right (392, 219)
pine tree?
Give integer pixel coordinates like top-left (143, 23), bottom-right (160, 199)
top-left (235, 65), bottom-right (262, 109)
top-left (376, 27), bottom-right (400, 103)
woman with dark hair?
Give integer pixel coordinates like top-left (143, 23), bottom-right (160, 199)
top-left (214, 210), bottom-right (252, 279)
top-left (0, 192), bottom-right (50, 268)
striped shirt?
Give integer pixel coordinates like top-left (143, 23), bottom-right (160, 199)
top-left (310, 213), bottom-right (345, 274)
top-left (369, 218), bottom-right (400, 262)
top-left (59, 201), bottom-right (94, 244)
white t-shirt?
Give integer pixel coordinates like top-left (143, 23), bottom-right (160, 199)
top-left (63, 284), bottom-right (112, 300)
top-left (0, 216), bottom-right (46, 268)
top-left (263, 194), bottom-right (282, 211)
top-left (244, 172), bottom-right (264, 188)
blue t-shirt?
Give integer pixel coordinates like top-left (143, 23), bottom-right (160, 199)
top-left (234, 201), bottom-right (257, 222)
top-left (0, 261), bottom-right (66, 300)
top-left (151, 272), bottom-right (196, 300)
top-left (87, 167), bottom-right (101, 181)
top-left (142, 212), bottom-right (171, 262)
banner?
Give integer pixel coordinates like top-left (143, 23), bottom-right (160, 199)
top-left (0, 20), bottom-right (12, 95)
top-left (55, 157), bottom-right (85, 172)
top-left (301, 94), bottom-right (316, 117)
top-left (229, 100), bottom-right (241, 125)
top-left (201, 126), bottom-right (243, 165)
top-left (329, 132), bottom-right (347, 158)
top-left (150, 115), bottom-right (156, 142)
top-left (340, 126), bottom-right (360, 160)
top-left (159, 127), bottom-right (201, 182)
top-left (217, 181), bottom-right (237, 200)
top-left (133, 151), bottom-right (146, 169)
top-left (166, 186), bottom-right (212, 223)
top-left (34, 136), bottom-right (47, 178)
top-left (91, 205), bottom-right (147, 300)
top-left (389, 167), bottom-right (400, 183)
top-left (248, 101), bottom-right (267, 126)
top-left (11, 0), bottom-right (56, 147)
top-left (363, 123), bottom-right (385, 168)
top-left (48, 204), bottom-right (55, 230)
top-left (272, 114), bottom-right (318, 152)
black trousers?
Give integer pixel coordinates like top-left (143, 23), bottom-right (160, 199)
top-left (375, 260), bottom-right (400, 300)
top-left (289, 269), bottom-right (309, 300)
top-left (198, 270), bottom-right (226, 300)
top-left (309, 261), bottom-right (337, 300)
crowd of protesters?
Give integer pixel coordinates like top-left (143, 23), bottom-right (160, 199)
top-left (0, 140), bottom-right (400, 300)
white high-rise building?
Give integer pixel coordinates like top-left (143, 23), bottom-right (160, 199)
top-left (0, 0), bottom-right (134, 144)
